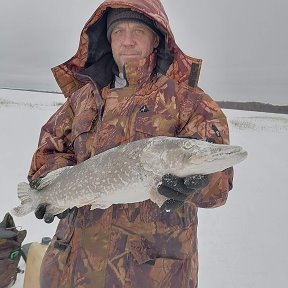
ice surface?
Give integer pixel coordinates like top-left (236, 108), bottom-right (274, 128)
top-left (1, 89), bottom-right (287, 287)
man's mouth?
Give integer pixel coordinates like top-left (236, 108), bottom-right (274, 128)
top-left (121, 54), bottom-right (140, 57)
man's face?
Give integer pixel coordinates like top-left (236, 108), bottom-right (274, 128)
top-left (110, 21), bottom-right (159, 73)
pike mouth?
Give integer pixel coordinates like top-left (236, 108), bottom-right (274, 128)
top-left (187, 146), bottom-right (247, 163)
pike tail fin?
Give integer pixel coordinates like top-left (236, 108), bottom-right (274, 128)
top-left (11, 182), bottom-right (35, 217)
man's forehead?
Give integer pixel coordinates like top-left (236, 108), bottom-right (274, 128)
top-left (112, 20), bottom-right (150, 30)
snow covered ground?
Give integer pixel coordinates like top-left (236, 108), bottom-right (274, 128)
top-left (1, 89), bottom-right (287, 287)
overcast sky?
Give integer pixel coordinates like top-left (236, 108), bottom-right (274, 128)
top-left (0, 0), bottom-right (287, 105)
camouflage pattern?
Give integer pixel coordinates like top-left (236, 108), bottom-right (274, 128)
top-left (28, 0), bottom-right (234, 287)
top-left (0, 213), bottom-right (26, 288)
top-left (51, 0), bottom-right (202, 98)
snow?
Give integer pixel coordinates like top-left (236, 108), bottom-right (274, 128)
top-left (1, 89), bottom-right (287, 287)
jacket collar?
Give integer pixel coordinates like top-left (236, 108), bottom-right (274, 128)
top-left (121, 51), bottom-right (157, 88)
top-left (51, 0), bottom-right (202, 98)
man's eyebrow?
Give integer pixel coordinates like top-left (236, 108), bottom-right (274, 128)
top-left (115, 21), bottom-right (147, 28)
top-left (133, 22), bottom-right (146, 27)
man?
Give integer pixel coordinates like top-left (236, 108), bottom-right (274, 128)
top-left (29, 0), bottom-right (234, 287)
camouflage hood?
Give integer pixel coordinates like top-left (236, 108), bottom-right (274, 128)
top-left (52, 0), bottom-right (202, 97)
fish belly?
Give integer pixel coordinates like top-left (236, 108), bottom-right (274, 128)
top-left (39, 152), bottom-right (155, 213)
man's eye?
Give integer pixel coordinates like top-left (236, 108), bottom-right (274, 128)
top-left (135, 29), bottom-right (144, 34)
top-left (113, 29), bottom-right (122, 35)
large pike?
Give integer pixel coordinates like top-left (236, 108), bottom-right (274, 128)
top-left (11, 136), bottom-right (247, 217)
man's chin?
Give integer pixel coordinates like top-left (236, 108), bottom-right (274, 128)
top-left (118, 56), bottom-right (143, 71)
top-left (121, 55), bottom-right (141, 63)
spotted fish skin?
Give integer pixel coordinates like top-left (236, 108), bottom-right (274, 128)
top-left (11, 136), bottom-right (247, 217)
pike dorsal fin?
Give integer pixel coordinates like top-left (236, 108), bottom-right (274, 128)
top-left (36, 166), bottom-right (72, 190)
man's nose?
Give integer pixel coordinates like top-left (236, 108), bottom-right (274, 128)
top-left (121, 31), bottom-right (135, 46)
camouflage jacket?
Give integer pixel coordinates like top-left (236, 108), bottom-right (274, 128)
top-left (28, 0), bottom-right (234, 287)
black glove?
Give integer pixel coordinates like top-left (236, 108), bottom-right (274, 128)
top-left (30, 171), bottom-right (77, 223)
top-left (34, 204), bottom-right (76, 223)
top-left (158, 174), bottom-right (209, 211)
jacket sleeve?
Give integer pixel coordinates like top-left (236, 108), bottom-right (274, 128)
top-left (178, 88), bottom-right (234, 208)
top-left (28, 98), bottom-right (76, 183)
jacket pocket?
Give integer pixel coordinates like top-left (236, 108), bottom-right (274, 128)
top-left (40, 218), bottom-right (75, 287)
top-left (40, 240), bottom-right (72, 288)
top-left (71, 109), bottom-right (98, 161)
top-left (40, 236), bottom-right (72, 288)
top-left (71, 108), bottom-right (97, 144)
top-left (42, 235), bottom-right (72, 270)
top-left (129, 257), bottom-right (190, 288)
top-left (134, 109), bottom-right (177, 139)
top-left (134, 196), bottom-right (197, 230)
top-left (205, 119), bottom-right (227, 144)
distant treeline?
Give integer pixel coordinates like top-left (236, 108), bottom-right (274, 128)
top-left (217, 101), bottom-right (288, 114)
top-left (1, 87), bottom-right (288, 114)
top-left (0, 87), bottom-right (62, 95)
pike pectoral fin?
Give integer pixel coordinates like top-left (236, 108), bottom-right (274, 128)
top-left (148, 186), bottom-right (168, 208)
top-left (90, 202), bottom-right (112, 210)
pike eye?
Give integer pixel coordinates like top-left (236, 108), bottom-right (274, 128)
top-left (183, 140), bottom-right (194, 149)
